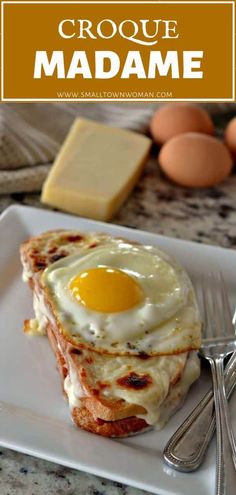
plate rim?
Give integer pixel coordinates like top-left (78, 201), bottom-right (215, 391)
top-left (2, 203), bottom-right (236, 256)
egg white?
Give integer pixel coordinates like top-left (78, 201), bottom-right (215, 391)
top-left (42, 239), bottom-right (201, 355)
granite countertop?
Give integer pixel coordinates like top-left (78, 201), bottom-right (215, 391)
top-left (1, 112), bottom-right (236, 495)
top-left (1, 155), bottom-right (236, 249)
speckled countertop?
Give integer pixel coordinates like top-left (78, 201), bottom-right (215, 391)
top-left (1, 110), bottom-right (236, 495)
top-left (1, 152), bottom-right (236, 248)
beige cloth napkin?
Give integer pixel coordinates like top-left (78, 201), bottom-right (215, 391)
top-left (0, 102), bottom-right (233, 195)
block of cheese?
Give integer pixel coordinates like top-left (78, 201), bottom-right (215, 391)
top-left (41, 118), bottom-right (151, 221)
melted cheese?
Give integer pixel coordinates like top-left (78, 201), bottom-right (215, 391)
top-left (25, 293), bottom-right (47, 336)
top-left (64, 372), bottom-right (84, 409)
top-left (24, 280), bottom-right (200, 426)
top-left (71, 349), bottom-right (200, 426)
top-left (152, 352), bottom-right (200, 427)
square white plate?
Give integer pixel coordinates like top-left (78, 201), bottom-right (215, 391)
top-left (1, 205), bottom-right (236, 495)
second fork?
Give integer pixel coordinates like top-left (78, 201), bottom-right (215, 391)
top-left (201, 273), bottom-right (236, 494)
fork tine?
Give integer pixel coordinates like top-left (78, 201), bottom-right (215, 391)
top-left (233, 310), bottom-right (236, 327)
top-left (212, 272), bottom-right (226, 338)
top-left (202, 274), bottom-right (214, 338)
top-left (220, 272), bottom-right (235, 336)
top-left (201, 279), bottom-right (208, 334)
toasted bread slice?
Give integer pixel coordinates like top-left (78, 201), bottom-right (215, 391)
top-left (20, 230), bottom-right (200, 437)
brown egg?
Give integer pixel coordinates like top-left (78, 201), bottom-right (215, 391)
top-left (159, 133), bottom-right (233, 188)
top-left (150, 104), bottom-right (214, 145)
top-left (225, 116), bottom-right (236, 159)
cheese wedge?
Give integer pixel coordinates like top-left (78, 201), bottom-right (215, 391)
top-left (41, 118), bottom-right (151, 221)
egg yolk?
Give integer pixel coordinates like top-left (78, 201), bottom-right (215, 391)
top-left (69, 267), bottom-right (143, 313)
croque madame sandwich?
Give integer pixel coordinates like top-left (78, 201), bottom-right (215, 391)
top-left (20, 230), bottom-right (201, 437)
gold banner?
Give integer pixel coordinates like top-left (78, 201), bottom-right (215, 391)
top-left (1, 0), bottom-right (235, 101)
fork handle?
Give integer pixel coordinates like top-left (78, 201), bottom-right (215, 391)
top-left (212, 358), bottom-right (236, 495)
top-left (163, 354), bottom-right (236, 472)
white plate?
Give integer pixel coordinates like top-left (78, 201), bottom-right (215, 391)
top-left (1, 205), bottom-right (236, 495)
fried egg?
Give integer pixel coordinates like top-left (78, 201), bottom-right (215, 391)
top-left (42, 239), bottom-right (201, 355)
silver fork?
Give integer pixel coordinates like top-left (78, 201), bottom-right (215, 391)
top-left (201, 272), bottom-right (236, 495)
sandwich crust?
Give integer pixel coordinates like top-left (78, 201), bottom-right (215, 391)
top-left (71, 406), bottom-right (148, 437)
